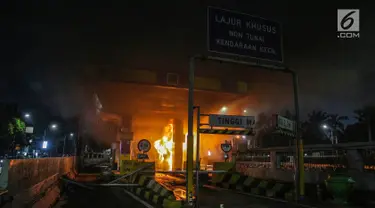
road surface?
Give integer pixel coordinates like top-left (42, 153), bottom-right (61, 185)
top-left (198, 186), bottom-right (303, 208)
top-left (55, 186), bottom-right (149, 208)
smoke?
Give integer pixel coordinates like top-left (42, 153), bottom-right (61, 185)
top-left (25, 67), bottom-right (94, 120)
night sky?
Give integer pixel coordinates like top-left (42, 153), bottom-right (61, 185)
top-left (2, 0), bottom-right (375, 123)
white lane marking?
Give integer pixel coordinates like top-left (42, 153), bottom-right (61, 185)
top-left (123, 189), bottom-right (154, 208)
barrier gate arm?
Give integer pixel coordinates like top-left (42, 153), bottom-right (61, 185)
top-left (108, 163), bottom-right (154, 184)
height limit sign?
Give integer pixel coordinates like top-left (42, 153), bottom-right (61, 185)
top-left (207, 7), bottom-right (283, 62)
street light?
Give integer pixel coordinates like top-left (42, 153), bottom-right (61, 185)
top-left (220, 106), bottom-right (227, 113)
top-left (24, 113), bottom-right (30, 118)
top-left (42, 141), bottom-right (48, 149)
top-left (243, 109), bottom-right (247, 113)
top-left (70, 133), bottom-right (74, 137)
top-left (44, 123), bottom-right (58, 138)
top-left (321, 124), bottom-right (338, 144)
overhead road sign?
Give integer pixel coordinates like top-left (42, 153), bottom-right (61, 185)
top-left (271, 114), bottom-right (296, 136)
top-left (207, 7), bottom-right (283, 62)
top-left (198, 128), bottom-right (254, 135)
top-left (272, 129), bottom-right (295, 137)
top-left (275, 115), bottom-right (295, 132)
top-left (208, 114), bottom-right (255, 129)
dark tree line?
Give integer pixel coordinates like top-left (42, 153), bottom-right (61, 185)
top-left (0, 117), bottom-right (27, 155)
top-left (255, 106), bottom-right (375, 148)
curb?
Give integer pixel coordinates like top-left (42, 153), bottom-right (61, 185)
top-left (0, 190), bottom-right (13, 206)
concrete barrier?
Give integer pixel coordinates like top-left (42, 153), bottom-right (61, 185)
top-left (211, 162), bottom-right (235, 186)
top-left (131, 175), bottom-right (182, 208)
top-left (0, 157), bottom-right (74, 207)
top-left (210, 171), bottom-right (293, 201)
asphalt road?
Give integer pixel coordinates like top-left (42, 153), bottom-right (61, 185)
top-left (55, 186), bottom-right (149, 208)
top-left (198, 186), bottom-right (303, 208)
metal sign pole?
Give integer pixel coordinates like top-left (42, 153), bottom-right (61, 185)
top-left (195, 106), bottom-right (201, 208)
top-left (187, 55), bottom-right (304, 202)
top-left (187, 56), bottom-right (196, 207)
top-left (292, 71), bottom-right (304, 201)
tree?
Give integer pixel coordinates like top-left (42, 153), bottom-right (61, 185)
top-left (0, 117), bottom-right (26, 155)
top-left (283, 109), bottom-right (294, 120)
top-left (326, 114), bottom-right (348, 133)
top-left (8, 118), bottom-right (26, 136)
top-left (343, 123), bottom-right (367, 143)
top-left (326, 114), bottom-right (348, 143)
top-left (302, 110), bottom-right (330, 145)
top-left (353, 106), bottom-right (375, 142)
top-left (306, 110), bottom-right (328, 125)
top-left (7, 118), bottom-right (26, 153)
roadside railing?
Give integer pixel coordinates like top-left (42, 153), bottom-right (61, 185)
top-left (234, 142), bottom-right (375, 173)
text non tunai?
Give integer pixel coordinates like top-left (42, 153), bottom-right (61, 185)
top-left (229, 31), bottom-right (265, 42)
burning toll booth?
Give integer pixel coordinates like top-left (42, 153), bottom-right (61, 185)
top-left (94, 81), bottom-right (258, 171)
top-left (153, 119), bottom-right (184, 171)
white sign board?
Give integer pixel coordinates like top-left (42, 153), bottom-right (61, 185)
top-left (209, 114), bottom-right (255, 129)
top-left (276, 115), bottom-right (295, 132)
top-left (25, 126), bottom-right (34, 134)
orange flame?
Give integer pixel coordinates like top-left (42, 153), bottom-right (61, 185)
top-left (154, 123), bottom-right (174, 170)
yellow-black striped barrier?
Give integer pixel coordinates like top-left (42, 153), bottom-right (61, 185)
top-left (266, 183), bottom-right (291, 198)
top-left (222, 173), bottom-right (243, 189)
top-left (237, 177), bottom-right (260, 192)
top-left (198, 128), bottom-right (254, 135)
top-left (210, 173), bottom-right (294, 201)
top-left (133, 177), bottom-right (182, 208)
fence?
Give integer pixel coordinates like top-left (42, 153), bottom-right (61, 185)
top-left (0, 157), bottom-right (74, 194)
top-left (233, 143), bottom-right (375, 190)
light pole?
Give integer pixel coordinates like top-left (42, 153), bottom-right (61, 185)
top-left (44, 124), bottom-right (58, 139)
top-left (321, 124), bottom-right (337, 144)
top-left (321, 124), bottom-right (338, 157)
top-left (63, 133), bottom-right (74, 156)
top-left (43, 124), bottom-right (58, 157)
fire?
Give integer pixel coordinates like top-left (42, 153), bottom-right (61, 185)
top-left (154, 123), bottom-right (174, 170)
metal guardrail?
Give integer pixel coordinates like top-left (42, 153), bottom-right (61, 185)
top-left (235, 143), bottom-right (375, 172)
top-left (108, 163), bottom-right (155, 184)
top-left (242, 142), bottom-right (375, 152)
